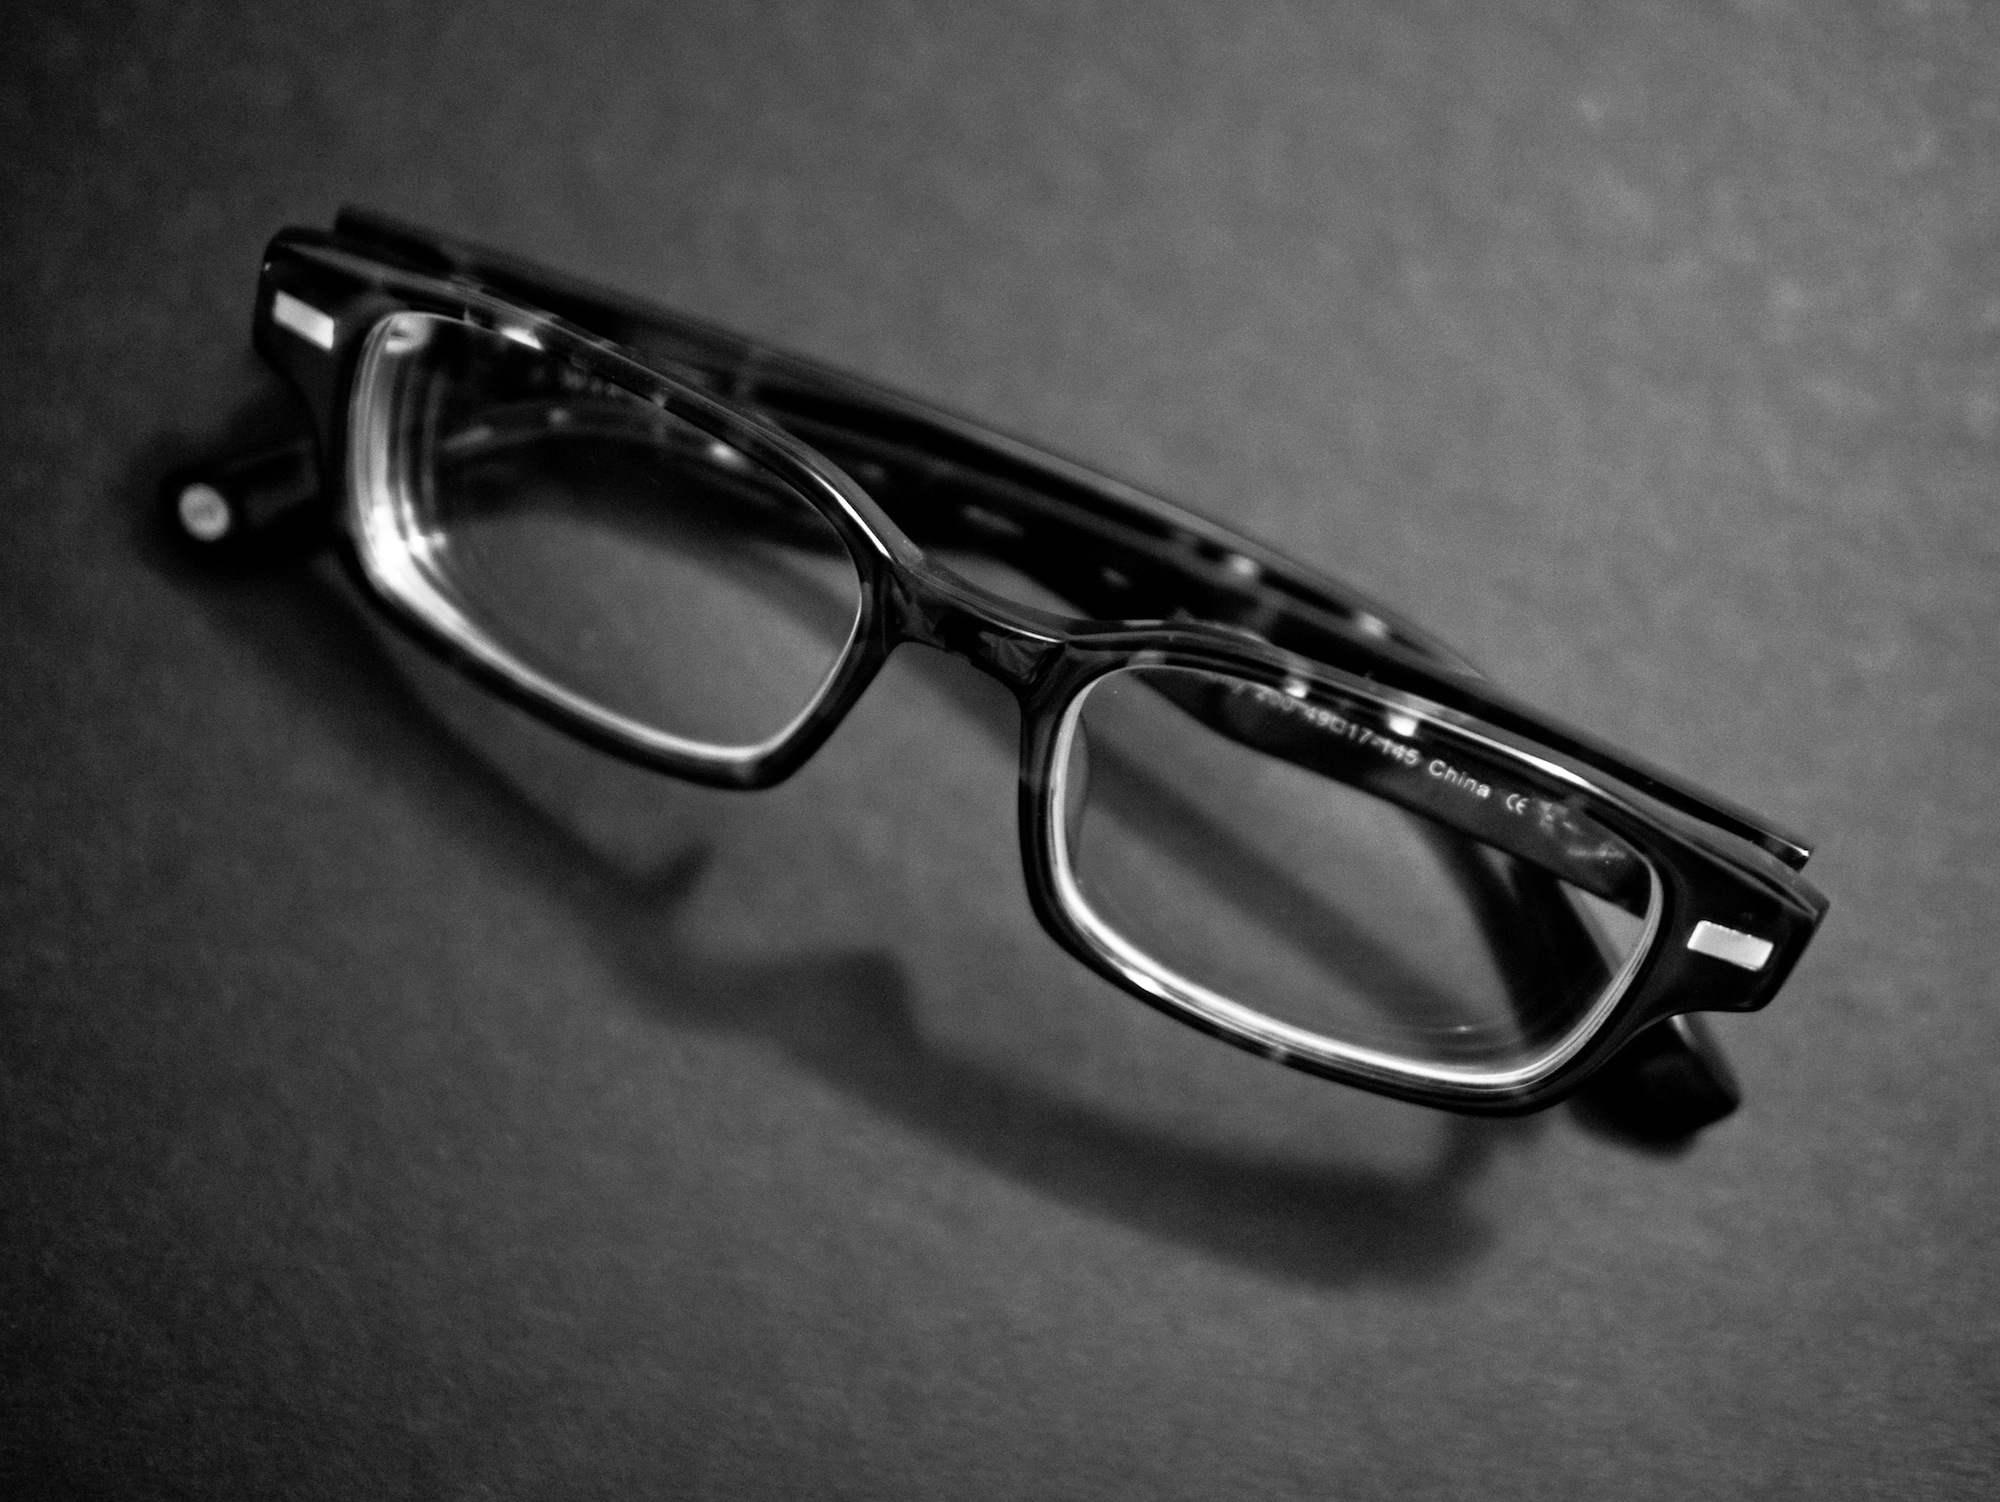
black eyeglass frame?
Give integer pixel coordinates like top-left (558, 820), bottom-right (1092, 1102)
top-left (181, 208), bottom-right (1827, 1120)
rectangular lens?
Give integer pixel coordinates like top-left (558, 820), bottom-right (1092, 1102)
top-left (350, 312), bottom-right (864, 758)
top-left (1053, 666), bottom-right (1657, 1081)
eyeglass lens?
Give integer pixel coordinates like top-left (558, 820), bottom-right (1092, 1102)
top-left (357, 312), bottom-right (864, 754)
top-left (1056, 666), bottom-right (1655, 1076)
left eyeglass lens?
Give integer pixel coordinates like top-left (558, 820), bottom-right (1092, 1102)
top-left (350, 312), bottom-right (864, 755)
top-left (1052, 665), bottom-right (1657, 1081)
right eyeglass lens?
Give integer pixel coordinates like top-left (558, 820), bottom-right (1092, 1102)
top-left (1054, 666), bottom-right (1656, 1079)
top-left (350, 311), bottom-right (864, 757)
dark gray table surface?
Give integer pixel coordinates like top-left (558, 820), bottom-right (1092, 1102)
top-left (4, 3), bottom-right (1994, 1497)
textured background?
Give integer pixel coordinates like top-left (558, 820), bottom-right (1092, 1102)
top-left (3, 2), bottom-right (1995, 1496)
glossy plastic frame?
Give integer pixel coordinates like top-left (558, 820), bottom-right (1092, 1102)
top-left (188, 207), bottom-right (1827, 1118)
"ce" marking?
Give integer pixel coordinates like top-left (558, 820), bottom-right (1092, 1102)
top-left (1503, 793), bottom-right (1531, 815)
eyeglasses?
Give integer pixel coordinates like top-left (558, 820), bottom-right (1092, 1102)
top-left (171, 208), bottom-right (1827, 1131)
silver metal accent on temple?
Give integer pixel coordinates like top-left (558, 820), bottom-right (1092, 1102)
top-left (1687, 921), bottom-right (1774, 971)
top-left (272, 290), bottom-right (336, 350)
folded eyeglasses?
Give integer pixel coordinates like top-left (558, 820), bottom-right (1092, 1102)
top-left (169, 209), bottom-right (1828, 1134)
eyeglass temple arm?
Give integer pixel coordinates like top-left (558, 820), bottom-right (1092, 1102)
top-left (163, 435), bottom-right (323, 552)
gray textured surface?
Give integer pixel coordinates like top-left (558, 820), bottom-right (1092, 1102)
top-left (3, 2), bottom-right (1995, 1496)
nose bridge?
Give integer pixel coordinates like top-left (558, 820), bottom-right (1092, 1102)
top-left (888, 566), bottom-right (1065, 696)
